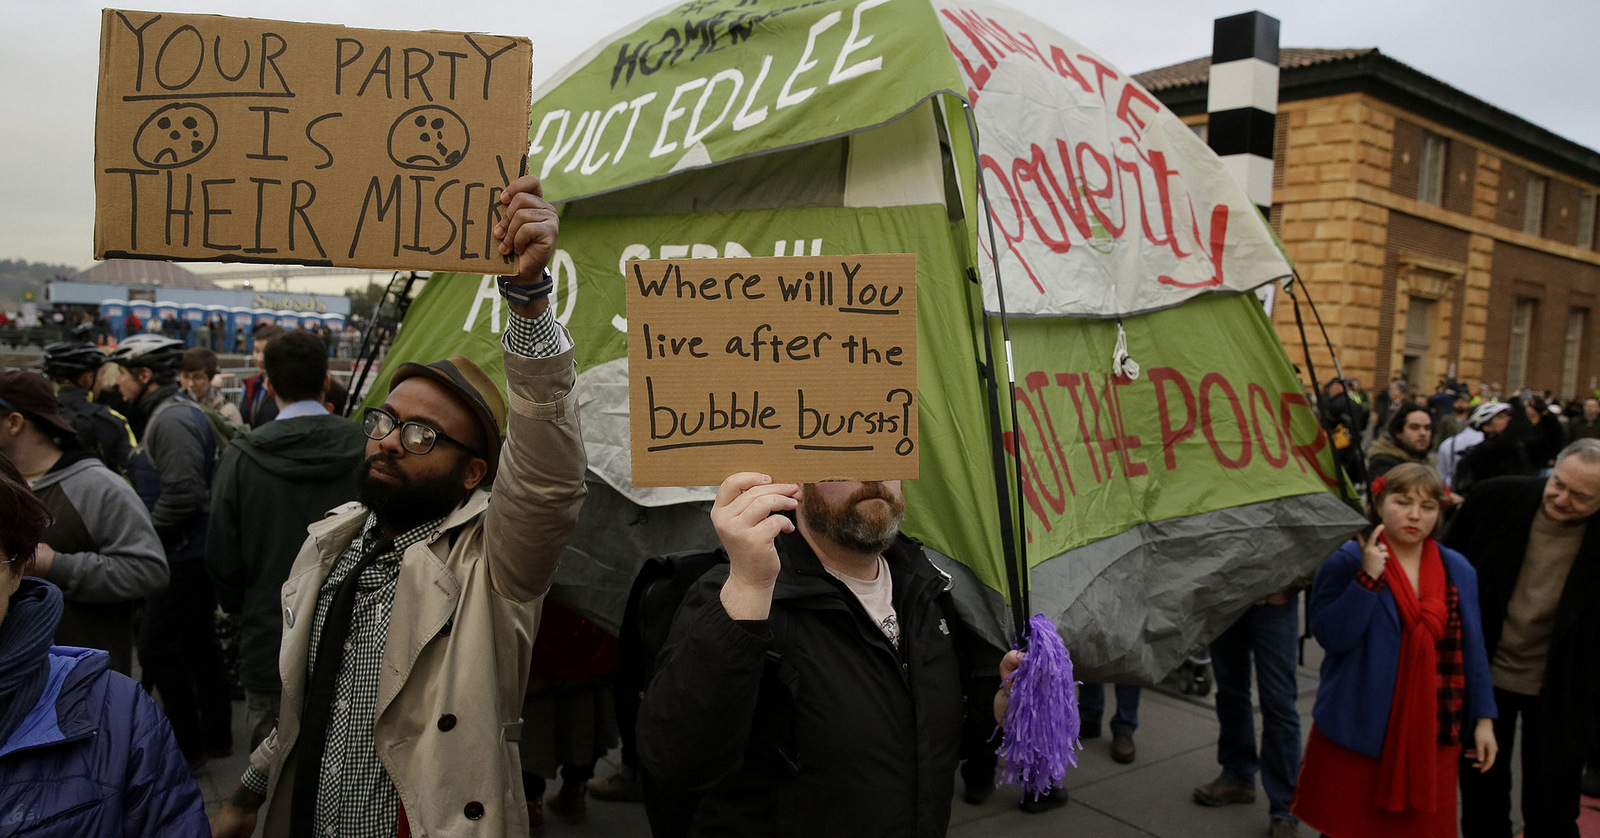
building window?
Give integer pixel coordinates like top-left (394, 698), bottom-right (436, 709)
top-left (1403, 297), bottom-right (1434, 384)
top-left (1564, 309), bottom-right (1587, 399)
top-left (1524, 175), bottom-right (1546, 236)
top-left (1418, 134), bottom-right (1447, 206)
top-left (1508, 299), bottom-right (1536, 392)
top-left (1579, 193), bottom-right (1597, 249)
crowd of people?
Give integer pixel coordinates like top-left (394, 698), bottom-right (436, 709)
top-left (1319, 374), bottom-right (1600, 489)
top-left (0, 307), bottom-right (368, 360)
top-left (110, 313), bottom-right (363, 360)
top-left (1, 179), bottom-right (1596, 838)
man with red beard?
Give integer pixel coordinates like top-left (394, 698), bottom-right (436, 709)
top-left (638, 473), bottom-right (970, 837)
top-left (210, 174), bottom-right (587, 838)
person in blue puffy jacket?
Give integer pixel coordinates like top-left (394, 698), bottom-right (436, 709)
top-left (1291, 463), bottom-right (1498, 837)
top-left (0, 452), bottom-right (208, 837)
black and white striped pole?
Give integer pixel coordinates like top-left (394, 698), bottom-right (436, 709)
top-left (1206, 11), bottom-right (1281, 312)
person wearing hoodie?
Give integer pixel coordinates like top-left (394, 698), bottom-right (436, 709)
top-left (0, 454), bottom-right (209, 837)
top-left (206, 329), bottom-right (367, 749)
top-left (0, 370), bottom-right (167, 676)
top-left (1365, 405), bottom-right (1436, 480)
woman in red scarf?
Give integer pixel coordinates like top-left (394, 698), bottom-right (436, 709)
top-left (1292, 464), bottom-right (1499, 836)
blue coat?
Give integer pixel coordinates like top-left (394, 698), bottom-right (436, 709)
top-left (0, 646), bottom-right (208, 837)
top-left (1308, 541), bottom-right (1497, 758)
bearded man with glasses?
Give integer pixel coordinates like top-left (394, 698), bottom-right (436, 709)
top-left (211, 174), bottom-right (588, 838)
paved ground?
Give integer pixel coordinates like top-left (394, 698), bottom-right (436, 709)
top-left (196, 641), bottom-right (1599, 837)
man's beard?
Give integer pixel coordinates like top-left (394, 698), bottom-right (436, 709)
top-left (359, 453), bottom-right (471, 530)
top-left (800, 482), bottom-right (905, 554)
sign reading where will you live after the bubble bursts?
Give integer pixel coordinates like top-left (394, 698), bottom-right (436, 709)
top-left (94, 10), bottom-right (532, 273)
top-left (627, 254), bottom-right (918, 487)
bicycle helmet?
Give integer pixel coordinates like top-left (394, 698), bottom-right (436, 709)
top-left (107, 334), bottom-right (186, 379)
top-left (1468, 401), bottom-right (1512, 430)
top-left (41, 341), bottom-right (109, 381)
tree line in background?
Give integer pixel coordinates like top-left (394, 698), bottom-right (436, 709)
top-left (0, 259), bottom-right (76, 310)
top-left (1, 258), bottom-right (389, 325)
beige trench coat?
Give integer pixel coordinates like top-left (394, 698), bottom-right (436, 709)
top-left (247, 346), bottom-right (586, 838)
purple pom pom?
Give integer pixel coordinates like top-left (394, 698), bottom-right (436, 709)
top-left (997, 613), bottom-right (1080, 800)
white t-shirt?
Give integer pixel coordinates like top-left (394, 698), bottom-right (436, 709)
top-left (825, 556), bottom-right (900, 648)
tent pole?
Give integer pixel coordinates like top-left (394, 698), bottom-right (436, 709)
top-left (1287, 270), bottom-right (1356, 506)
top-left (1294, 270), bottom-right (1347, 383)
top-left (960, 101), bottom-right (1031, 647)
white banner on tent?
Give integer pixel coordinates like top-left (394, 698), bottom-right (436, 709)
top-left (936, 0), bottom-right (1292, 318)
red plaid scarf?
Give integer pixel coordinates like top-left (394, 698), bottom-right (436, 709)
top-left (1376, 536), bottom-right (1449, 812)
top-left (1436, 581), bottom-right (1465, 746)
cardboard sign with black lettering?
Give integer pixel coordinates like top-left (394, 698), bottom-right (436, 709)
top-left (94, 10), bottom-right (532, 272)
top-left (627, 254), bottom-right (917, 487)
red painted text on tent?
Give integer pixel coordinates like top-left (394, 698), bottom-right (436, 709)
top-left (1001, 366), bottom-right (1336, 538)
top-left (941, 7), bottom-right (1234, 297)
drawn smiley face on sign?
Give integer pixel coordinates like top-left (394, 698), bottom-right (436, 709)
top-left (387, 106), bottom-right (470, 171)
top-left (133, 103), bottom-right (219, 169)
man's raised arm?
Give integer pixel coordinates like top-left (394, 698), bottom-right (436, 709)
top-left (482, 173), bottom-right (586, 601)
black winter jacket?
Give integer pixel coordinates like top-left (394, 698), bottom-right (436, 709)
top-left (638, 531), bottom-right (967, 838)
top-left (55, 386), bottom-right (135, 475)
top-left (205, 412), bottom-right (367, 692)
top-left (1453, 431), bottom-right (1531, 494)
top-left (1442, 475), bottom-right (1600, 757)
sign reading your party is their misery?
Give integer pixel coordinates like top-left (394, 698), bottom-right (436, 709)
top-left (627, 254), bottom-right (917, 487)
top-left (94, 10), bottom-right (532, 273)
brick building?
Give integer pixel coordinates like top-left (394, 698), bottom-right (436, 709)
top-left (1137, 49), bottom-right (1600, 400)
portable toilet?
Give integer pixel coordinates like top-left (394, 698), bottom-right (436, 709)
top-left (101, 300), bottom-right (128, 341)
top-left (202, 305), bottom-right (229, 351)
top-left (129, 302), bottom-right (155, 331)
top-left (230, 306), bottom-right (255, 352)
top-left (181, 304), bottom-right (206, 346)
top-left (153, 302), bottom-right (180, 332)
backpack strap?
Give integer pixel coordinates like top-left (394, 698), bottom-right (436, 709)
top-left (176, 399), bottom-right (219, 486)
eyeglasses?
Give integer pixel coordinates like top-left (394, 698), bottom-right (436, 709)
top-left (362, 407), bottom-right (484, 458)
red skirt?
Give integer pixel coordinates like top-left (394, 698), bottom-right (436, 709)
top-left (1291, 725), bottom-right (1459, 838)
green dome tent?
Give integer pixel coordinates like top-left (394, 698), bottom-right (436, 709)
top-left (363, 0), bottom-right (1363, 681)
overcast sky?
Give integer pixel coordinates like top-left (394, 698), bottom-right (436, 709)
top-left (7, 0), bottom-right (1597, 270)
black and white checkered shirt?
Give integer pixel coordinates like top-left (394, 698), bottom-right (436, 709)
top-left (241, 305), bottom-right (565, 835)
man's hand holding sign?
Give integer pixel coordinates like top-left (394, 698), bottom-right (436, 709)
top-left (712, 472), bottom-right (799, 622)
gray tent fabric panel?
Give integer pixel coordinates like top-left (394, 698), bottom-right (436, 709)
top-left (1035, 493), bottom-right (1364, 684)
top-left (545, 481), bottom-right (1361, 681)
top-left (549, 474), bottom-right (719, 637)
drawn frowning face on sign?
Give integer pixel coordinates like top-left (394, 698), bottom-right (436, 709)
top-left (133, 103), bottom-right (218, 169)
top-left (387, 106), bottom-right (470, 171)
